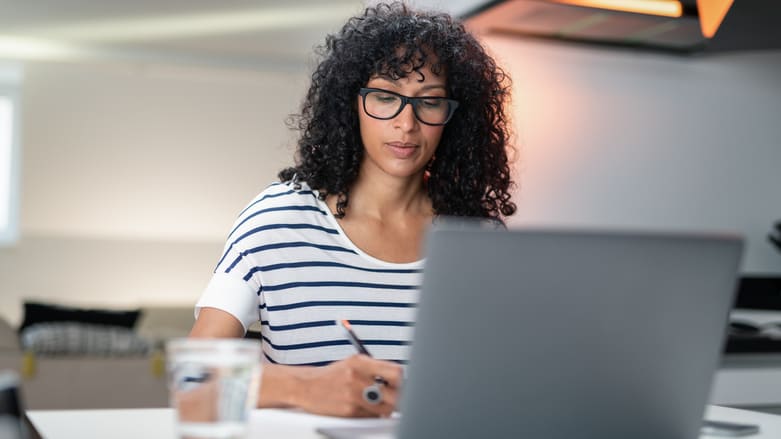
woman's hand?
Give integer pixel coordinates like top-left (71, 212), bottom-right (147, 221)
top-left (190, 309), bottom-right (403, 417)
top-left (289, 354), bottom-right (403, 418)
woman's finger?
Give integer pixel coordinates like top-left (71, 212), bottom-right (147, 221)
top-left (350, 355), bottom-right (404, 388)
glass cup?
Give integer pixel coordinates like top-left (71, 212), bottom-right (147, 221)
top-left (166, 338), bottom-right (262, 439)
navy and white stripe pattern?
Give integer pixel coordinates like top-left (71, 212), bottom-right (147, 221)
top-left (196, 182), bottom-right (422, 367)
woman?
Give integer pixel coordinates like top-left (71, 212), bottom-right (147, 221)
top-left (190, 2), bottom-right (515, 417)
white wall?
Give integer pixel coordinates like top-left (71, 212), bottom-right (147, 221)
top-left (1, 37), bottom-right (780, 325)
top-left (21, 62), bottom-right (305, 241)
top-left (482, 35), bottom-right (781, 274)
top-left (0, 61), bottom-right (308, 325)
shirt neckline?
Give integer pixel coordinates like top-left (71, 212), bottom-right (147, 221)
top-left (311, 190), bottom-right (425, 268)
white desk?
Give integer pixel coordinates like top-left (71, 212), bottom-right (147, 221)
top-left (27, 405), bottom-right (781, 439)
top-left (711, 310), bottom-right (781, 406)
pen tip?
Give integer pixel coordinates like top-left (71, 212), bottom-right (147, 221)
top-left (341, 319), bottom-right (352, 330)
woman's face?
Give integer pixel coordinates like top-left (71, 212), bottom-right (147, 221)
top-left (357, 63), bottom-right (446, 183)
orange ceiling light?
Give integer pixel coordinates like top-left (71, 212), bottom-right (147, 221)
top-left (697, 0), bottom-right (734, 38)
top-left (553, 0), bottom-right (683, 18)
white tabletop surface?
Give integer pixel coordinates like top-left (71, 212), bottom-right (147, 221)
top-left (27, 405), bottom-right (781, 439)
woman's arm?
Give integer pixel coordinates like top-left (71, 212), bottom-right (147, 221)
top-left (189, 307), bottom-right (244, 338)
top-left (189, 307), bottom-right (402, 417)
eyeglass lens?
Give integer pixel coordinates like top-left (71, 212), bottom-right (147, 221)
top-left (363, 90), bottom-right (455, 125)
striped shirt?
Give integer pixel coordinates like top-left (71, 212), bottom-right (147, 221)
top-left (195, 181), bottom-right (422, 366)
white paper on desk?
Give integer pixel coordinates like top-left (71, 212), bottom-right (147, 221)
top-left (315, 417), bottom-right (398, 439)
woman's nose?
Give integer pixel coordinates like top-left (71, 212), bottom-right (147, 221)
top-left (393, 102), bottom-right (418, 131)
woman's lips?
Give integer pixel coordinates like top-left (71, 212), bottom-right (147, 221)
top-left (386, 142), bottom-right (418, 159)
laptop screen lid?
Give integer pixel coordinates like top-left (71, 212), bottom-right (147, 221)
top-left (397, 226), bottom-right (743, 439)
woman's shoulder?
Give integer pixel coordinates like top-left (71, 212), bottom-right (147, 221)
top-left (242, 180), bottom-right (319, 209)
top-left (231, 180), bottom-right (327, 229)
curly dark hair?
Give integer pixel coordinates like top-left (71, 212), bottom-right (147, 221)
top-left (279, 1), bottom-right (516, 221)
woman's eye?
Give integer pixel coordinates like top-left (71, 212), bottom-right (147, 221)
top-left (421, 99), bottom-right (445, 108)
top-left (374, 94), bottom-right (398, 103)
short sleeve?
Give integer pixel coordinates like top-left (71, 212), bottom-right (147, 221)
top-left (194, 190), bottom-right (268, 332)
top-left (194, 182), bottom-right (307, 333)
top-left (195, 271), bottom-right (260, 332)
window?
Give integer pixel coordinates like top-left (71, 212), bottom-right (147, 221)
top-left (0, 67), bottom-right (21, 245)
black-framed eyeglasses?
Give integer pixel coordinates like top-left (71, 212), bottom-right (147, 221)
top-left (359, 87), bottom-right (459, 126)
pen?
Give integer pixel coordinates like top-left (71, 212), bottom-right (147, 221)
top-left (339, 319), bottom-right (373, 356)
top-left (338, 319), bottom-right (388, 384)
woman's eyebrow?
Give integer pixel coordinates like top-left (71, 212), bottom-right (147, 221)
top-left (367, 79), bottom-right (447, 92)
top-left (419, 84), bottom-right (447, 92)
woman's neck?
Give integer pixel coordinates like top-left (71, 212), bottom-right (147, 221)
top-left (330, 170), bottom-right (432, 221)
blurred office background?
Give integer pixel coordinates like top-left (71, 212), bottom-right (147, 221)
top-left (0, 0), bottom-right (779, 325)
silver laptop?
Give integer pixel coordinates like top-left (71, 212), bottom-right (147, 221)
top-left (322, 225), bottom-right (744, 439)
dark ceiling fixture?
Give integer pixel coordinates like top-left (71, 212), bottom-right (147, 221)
top-left (463, 0), bottom-right (781, 54)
